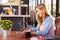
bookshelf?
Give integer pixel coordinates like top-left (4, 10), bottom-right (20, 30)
top-left (0, 0), bottom-right (30, 31)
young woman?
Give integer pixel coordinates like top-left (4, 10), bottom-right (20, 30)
top-left (24, 3), bottom-right (55, 40)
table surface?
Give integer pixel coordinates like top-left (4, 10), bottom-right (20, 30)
top-left (0, 31), bottom-right (40, 40)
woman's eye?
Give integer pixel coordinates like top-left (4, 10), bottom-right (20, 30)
top-left (36, 11), bottom-right (38, 12)
top-left (39, 8), bottom-right (42, 10)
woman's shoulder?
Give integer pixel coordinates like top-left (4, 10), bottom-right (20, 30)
top-left (45, 16), bottom-right (51, 20)
top-left (45, 16), bottom-right (53, 21)
top-left (48, 16), bottom-right (55, 21)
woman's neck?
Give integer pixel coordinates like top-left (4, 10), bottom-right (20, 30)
top-left (45, 15), bottom-right (49, 19)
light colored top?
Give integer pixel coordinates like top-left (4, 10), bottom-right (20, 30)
top-left (31, 16), bottom-right (55, 40)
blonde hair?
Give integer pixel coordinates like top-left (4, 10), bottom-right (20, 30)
top-left (35, 3), bottom-right (49, 25)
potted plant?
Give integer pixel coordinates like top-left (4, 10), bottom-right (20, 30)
top-left (0, 20), bottom-right (13, 30)
top-left (0, 20), bottom-right (13, 36)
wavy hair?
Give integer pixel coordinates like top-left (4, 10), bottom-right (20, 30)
top-left (35, 3), bottom-right (49, 25)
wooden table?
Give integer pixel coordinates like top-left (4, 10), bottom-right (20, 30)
top-left (0, 31), bottom-right (40, 40)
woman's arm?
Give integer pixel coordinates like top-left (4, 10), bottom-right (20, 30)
top-left (31, 18), bottom-right (54, 36)
top-left (30, 25), bottom-right (38, 32)
top-left (37, 19), bottom-right (53, 36)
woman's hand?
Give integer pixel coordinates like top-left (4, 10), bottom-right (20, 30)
top-left (31, 32), bottom-right (36, 36)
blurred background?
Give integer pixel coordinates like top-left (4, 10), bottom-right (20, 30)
top-left (0, 0), bottom-right (60, 39)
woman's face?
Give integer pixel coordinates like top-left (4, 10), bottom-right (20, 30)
top-left (36, 8), bottom-right (45, 17)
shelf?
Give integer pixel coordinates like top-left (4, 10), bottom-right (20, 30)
top-left (0, 15), bottom-right (30, 17)
top-left (0, 4), bottom-right (20, 6)
top-left (0, 0), bottom-right (30, 29)
top-left (21, 4), bottom-right (28, 7)
top-left (0, 0), bottom-right (20, 6)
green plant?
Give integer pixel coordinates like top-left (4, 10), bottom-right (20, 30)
top-left (0, 20), bottom-right (14, 30)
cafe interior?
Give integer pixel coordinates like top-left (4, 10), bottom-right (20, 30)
top-left (0, 0), bottom-right (60, 40)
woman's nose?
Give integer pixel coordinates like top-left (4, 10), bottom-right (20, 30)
top-left (37, 13), bottom-right (39, 15)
